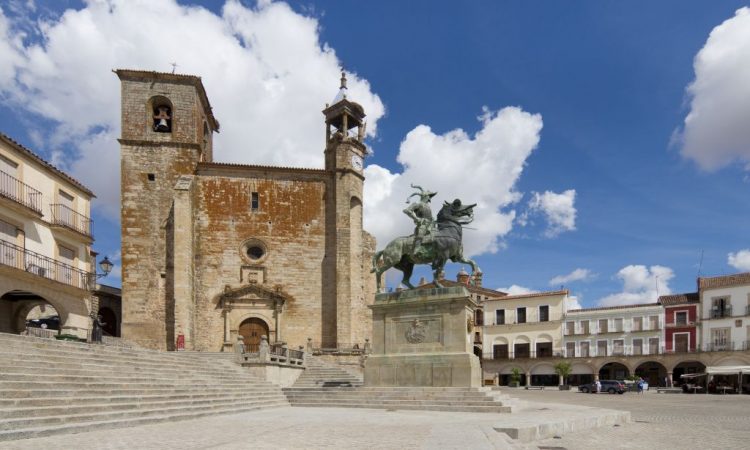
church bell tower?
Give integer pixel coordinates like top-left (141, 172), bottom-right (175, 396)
top-left (322, 72), bottom-right (367, 347)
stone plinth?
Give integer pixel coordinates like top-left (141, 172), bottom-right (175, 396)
top-left (364, 286), bottom-right (481, 387)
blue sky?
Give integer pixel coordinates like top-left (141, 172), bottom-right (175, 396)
top-left (1, 0), bottom-right (749, 308)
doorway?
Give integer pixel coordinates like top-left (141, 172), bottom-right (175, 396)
top-left (238, 318), bottom-right (269, 352)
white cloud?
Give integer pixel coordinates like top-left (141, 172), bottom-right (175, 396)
top-left (364, 106), bottom-right (542, 257)
top-left (598, 265), bottom-right (674, 307)
top-left (549, 268), bottom-right (594, 286)
top-left (497, 285), bottom-right (538, 296)
top-left (526, 189), bottom-right (577, 237)
top-left (677, 7), bottom-right (750, 171)
top-left (728, 249), bottom-right (750, 271)
top-left (0, 0), bottom-right (385, 219)
top-left (565, 295), bottom-right (583, 311)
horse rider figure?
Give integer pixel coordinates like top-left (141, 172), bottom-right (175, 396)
top-left (403, 184), bottom-right (437, 252)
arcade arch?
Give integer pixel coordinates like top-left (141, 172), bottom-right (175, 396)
top-left (599, 362), bottom-right (629, 380)
top-left (635, 361), bottom-right (667, 387)
top-left (0, 290), bottom-right (61, 334)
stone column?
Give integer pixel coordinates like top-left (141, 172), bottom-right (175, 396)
top-left (594, 373), bottom-right (600, 382)
top-left (223, 308), bottom-right (231, 343)
top-left (559, 374), bottom-right (564, 386)
top-left (667, 372), bottom-right (673, 387)
top-left (525, 371), bottom-right (531, 387)
top-left (173, 176), bottom-right (195, 350)
top-left (274, 301), bottom-right (283, 343)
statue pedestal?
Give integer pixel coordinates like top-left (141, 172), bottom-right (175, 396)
top-left (364, 286), bottom-right (481, 387)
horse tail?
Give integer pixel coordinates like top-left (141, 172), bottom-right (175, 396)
top-left (371, 250), bottom-right (383, 273)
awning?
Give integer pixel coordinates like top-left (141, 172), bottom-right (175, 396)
top-left (705, 365), bottom-right (750, 375)
top-left (680, 373), bottom-right (706, 379)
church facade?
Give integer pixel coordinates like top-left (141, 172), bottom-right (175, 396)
top-left (117, 69), bottom-right (375, 352)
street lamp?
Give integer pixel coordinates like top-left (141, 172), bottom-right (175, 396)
top-left (89, 255), bottom-right (113, 343)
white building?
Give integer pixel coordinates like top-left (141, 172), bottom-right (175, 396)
top-left (698, 273), bottom-right (750, 352)
top-left (563, 303), bottom-right (664, 358)
top-left (0, 132), bottom-right (96, 338)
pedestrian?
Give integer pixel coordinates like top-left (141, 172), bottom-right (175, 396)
top-left (595, 379), bottom-right (601, 394)
top-left (637, 377), bottom-right (644, 395)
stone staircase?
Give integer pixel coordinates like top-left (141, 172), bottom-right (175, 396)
top-left (284, 357), bottom-right (519, 413)
top-left (291, 357), bottom-right (363, 388)
top-left (0, 332), bottom-right (289, 441)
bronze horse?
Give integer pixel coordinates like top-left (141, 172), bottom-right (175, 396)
top-left (371, 200), bottom-right (481, 290)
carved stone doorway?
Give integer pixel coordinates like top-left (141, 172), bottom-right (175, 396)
top-left (239, 318), bottom-right (269, 352)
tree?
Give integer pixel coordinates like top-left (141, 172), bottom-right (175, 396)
top-left (554, 361), bottom-right (572, 387)
top-left (510, 367), bottom-right (522, 387)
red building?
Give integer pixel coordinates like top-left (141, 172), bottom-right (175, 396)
top-left (658, 293), bottom-right (699, 352)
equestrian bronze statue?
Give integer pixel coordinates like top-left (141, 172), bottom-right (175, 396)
top-left (371, 185), bottom-right (481, 290)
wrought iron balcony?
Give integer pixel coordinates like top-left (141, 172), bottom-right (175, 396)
top-left (49, 203), bottom-right (93, 238)
top-left (0, 170), bottom-right (43, 215)
top-left (0, 239), bottom-right (91, 290)
top-left (709, 306), bottom-right (732, 319)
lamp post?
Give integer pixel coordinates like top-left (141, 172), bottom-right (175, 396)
top-left (88, 255), bottom-right (113, 343)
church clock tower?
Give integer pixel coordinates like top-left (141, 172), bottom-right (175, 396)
top-left (322, 72), bottom-right (367, 348)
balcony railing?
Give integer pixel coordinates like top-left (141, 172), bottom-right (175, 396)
top-left (50, 204), bottom-right (93, 238)
top-left (0, 239), bottom-right (91, 290)
top-left (666, 321), bottom-right (695, 328)
top-left (485, 350), bottom-right (563, 360)
top-left (0, 170), bottom-right (43, 214)
top-left (709, 306), bottom-right (732, 319)
top-left (486, 314), bottom-right (563, 326)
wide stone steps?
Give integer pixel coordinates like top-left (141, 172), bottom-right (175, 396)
top-left (292, 358), bottom-right (364, 388)
top-left (0, 332), bottom-right (289, 441)
top-left (0, 402), bottom-right (288, 442)
top-left (0, 391), bottom-right (285, 408)
top-left (282, 386), bottom-right (515, 414)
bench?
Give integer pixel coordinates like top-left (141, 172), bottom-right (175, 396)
top-left (656, 387), bottom-right (682, 394)
top-left (525, 386), bottom-right (545, 390)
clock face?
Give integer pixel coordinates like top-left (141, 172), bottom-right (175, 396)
top-left (351, 154), bottom-right (363, 171)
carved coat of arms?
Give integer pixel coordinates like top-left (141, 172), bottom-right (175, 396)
top-left (405, 319), bottom-right (427, 344)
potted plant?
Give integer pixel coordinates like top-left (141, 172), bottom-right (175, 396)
top-left (554, 361), bottom-right (572, 390)
top-left (509, 367), bottom-right (522, 387)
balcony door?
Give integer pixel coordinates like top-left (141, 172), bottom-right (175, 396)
top-left (57, 245), bottom-right (75, 285)
top-left (0, 154), bottom-right (19, 200)
top-left (674, 333), bottom-right (689, 352)
top-left (58, 190), bottom-right (74, 227)
top-left (0, 220), bottom-right (19, 269)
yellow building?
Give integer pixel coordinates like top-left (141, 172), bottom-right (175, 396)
top-left (481, 290), bottom-right (568, 386)
top-left (0, 133), bottom-right (96, 338)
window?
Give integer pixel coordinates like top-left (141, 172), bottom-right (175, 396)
top-left (632, 338), bottom-right (643, 355)
top-left (57, 245), bottom-right (75, 284)
top-left (474, 309), bottom-right (483, 326)
top-left (516, 307), bottom-right (526, 324)
top-left (648, 315), bottom-right (659, 330)
top-left (147, 173), bottom-right (155, 181)
top-left (495, 309), bottom-right (505, 325)
top-left (712, 297), bottom-right (731, 318)
top-left (613, 339), bottom-right (624, 355)
top-left (580, 320), bottom-right (590, 334)
top-left (632, 317), bottom-right (643, 332)
top-left (493, 344), bottom-right (509, 359)
top-left (565, 342), bottom-right (576, 357)
top-left (598, 319), bottom-right (608, 333)
top-left (539, 305), bottom-right (549, 322)
top-left (579, 341), bottom-right (590, 357)
top-left (711, 328), bottom-right (730, 351)
top-left (251, 192), bottom-right (259, 211)
top-left (675, 311), bottom-right (688, 326)
top-left (597, 340), bottom-right (607, 357)
top-left (648, 337), bottom-right (660, 354)
top-left (0, 154), bottom-right (18, 177)
top-left (614, 318), bottom-right (623, 332)
top-left (565, 321), bottom-right (575, 335)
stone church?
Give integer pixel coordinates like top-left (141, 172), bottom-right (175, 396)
top-left (116, 69), bottom-right (376, 352)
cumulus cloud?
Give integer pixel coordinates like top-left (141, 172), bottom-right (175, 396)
top-left (497, 285), bottom-right (538, 296)
top-left (598, 265), bottom-right (674, 307)
top-left (364, 106), bottom-right (543, 257)
top-left (525, 189), bottom-right (577, 237)
top-left (728, 249), bottom-right (750, 272)
top-left (549, 268), bottom-right (594, 286)
top-left (565, 295), bottom-right (583, 311)
top-left (677, 7), bottom-right (750, 171)
top-left (0, 0), bottom-right (385, 218)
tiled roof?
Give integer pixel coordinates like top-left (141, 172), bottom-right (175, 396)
top-left (487, 289), bottom-right (568, 301)
top-left (698, 272), bottom-right (750, 290)
top-left (658, 293), bottom-right (699, 306)
top-left (196, 162), bottom-right (326, 175)
top-left (567, 302), bottom-right (660, 313)
top-left (114, 69), bottom-right (220, 131)
top-left (0, 132), bottom-right (95, 197)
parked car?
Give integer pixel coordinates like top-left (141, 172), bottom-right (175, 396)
top-left (26, 316), bottom-right (60, 330)
top-left (578, 380), bottom-right (626, 394)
